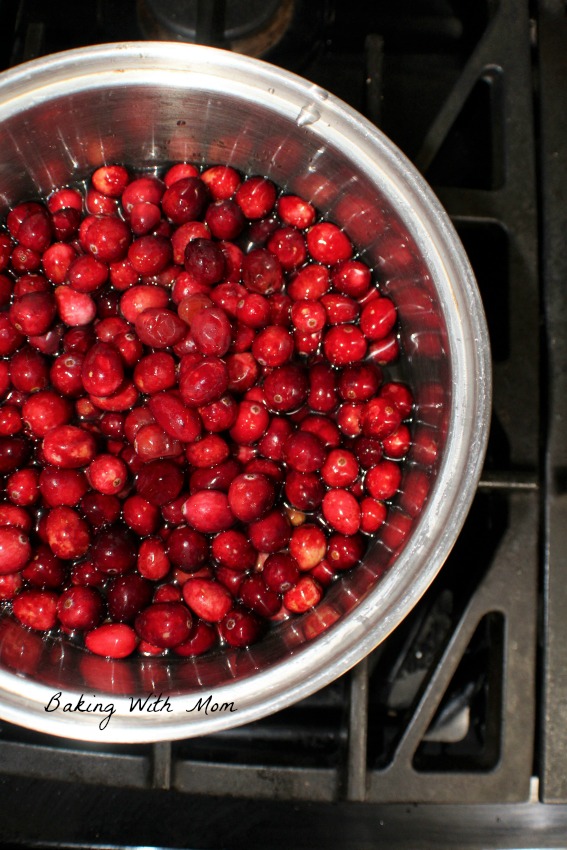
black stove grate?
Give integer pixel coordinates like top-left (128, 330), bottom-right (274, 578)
top-left (0, 0), bottom-right (565, 845)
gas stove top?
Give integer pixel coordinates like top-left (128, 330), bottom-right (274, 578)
top-left (0, 0), bottom-right (566, 847)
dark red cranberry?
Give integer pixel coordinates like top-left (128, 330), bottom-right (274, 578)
top-left (166, 525), bottom-right (208, 572)
top-left (90, 524), bottom-right (137, 575)
top-left (262, 552), bottom-right (300, 593)
top-left (239, 574), bottom-right (280, 618)
top-left (242, 248), bottom-right (284, 296)
top-left (135, 459), bottom-right (185, 506)
top-left (107, 574), bottom-right (153, 623)
top-left (218, 606), bottom-right (264, 647)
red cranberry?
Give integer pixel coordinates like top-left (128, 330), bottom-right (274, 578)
top-left (322, 489), bottom-right (361, 536)
top-left (85, 622), bottom-right (138, 658)
top-left (45, 506), bottom-right (91, 559)
top-left (182, 578), bottom-right (233, 622)
top-left (182, 490), bottom-right (235, 533)
top-left (252, 325), bottom-right (294, 367)
top-left (227, 473), bottom-right (275, 523)
top-left (365, 460), bottom-right (403, 501)
top-left (360, 297), bottom-right (397, 340)
top-left (179, 356), bottom-right (229, 407)
top-left (161, 176), bottom-right (208, 224)
top-left (149, 392), bottom-right (202, 443)
top-left (190, 305), bottom-right (232, 356)
top-left (137, 537), bottom-right (171, 581)
top-left (277, 195), bottom-right (316, 229)
top-left (229, 400), bottom-right (270, 445)
top-left (239, 574), bottom-right (280, 618)
top-left (13, 589), bottom-right (59, 631)
top-left (136, 459), bottom-right (185, 506)
top-left (174, 620), bottom-right (217, 656)
top-left (263, 363), bottom-right (309, 412)
top-left (0, 526), bottom-right (31, 573)
top-left (235, 176), bottom-right (276, 219)
top-left (289, 523), bottom-right (327, 571)
top-left (248, 509), bottom-right (291, 553)
top-left (42, 424), bottom-right (97, 469)
top-left (135, 601), bottom-right (192, 648)
top-left (211, 529), bottom-right (256, 570)
top-left (242, 248), bottom-right (284, 296)
top-left (284, 575), bottom-right (323, 613)
top-left (58, 585), bottom-right (104, 631)
top-left (283, 431), bottom-right (326, 474)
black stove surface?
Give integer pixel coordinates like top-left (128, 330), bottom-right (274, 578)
top-left (0, 0), bottom-right (566, 847)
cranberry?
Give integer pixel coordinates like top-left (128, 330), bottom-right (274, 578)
top-left (327, 532), bottom-right (366, 570)
top-left (174, 620), bottom-right (217, 656)
top-left (322, 489), bottom-right (361, 536)
top-left (0, 437), bottom-right (30, 474)
top-left (135, 602), bottom-right (192, 648)
top-left (149, 392), bottom-right (202, 443)
top-left (218, 606), bottom-right (264, 647)
top-left (289, 523), bottom-right (327, 571)
top-left (161, 176), bottom-right (208, 224)
top-left (182, 490), bottom-right (235, 533)
top-left (84, 216), bottom-right (131, 262)
top-left (58, 586), bottom-right (104, 631)
top-left (229, 400), bottom-right (270, 445)
top-left (239, 574), bottom-right (280, 618)
top-left (360, 297), bottom-right (398, 340)
top-left (284, 470), bottom-right (325, 512)
top-left (248, 509), bottom-right (291, 553)
top-left (81, 341), bottom-right (124, 397)
top-left (87, 454), bottom-right (128, 495)
top-left (0, 526), bottom-right (31, 573)
top-left (182, 578), bottom-right (233, 622)
top-left (283, 575), bottom-right (323, 613)
top-left (360, 497), bottom-right (388, 534)
top-left (211, 529), bottom-right (256, 570)
top-left (42, 424), bottom-right (97, 468)
top-left (227, 473), bottom-right (275, 523)
top-left (121, 175), bottom-right (165, 214)
top-left (85, 622), bottom-right (138, 658)
top-left (7, 467), bottom-right (39, 506)
top-left (189, 458), bottom-right (241, 494)
top-left (365, 460), bottom-right (403, 501)
top-left (190, 305), bottom-right (232, 355)
top-left (90, 524), bottom-right (136, 575)
top-left (242, 248), bottom-right (284, 296)
top-left (136, 459), bottom-right (184, 506)
top-left (164, 162), bottom-right (200, 186)
top-left (361, 397), bottom-right (402, 440)
top-left (252, 325), bottom-right (294, 367)
top-left (283, 431), bottom-right (326, 474)
top-left (263, 363), bottom-right (308, 412)
top-left (137, 537), bottom-right (171, 581)
top-left (166, 525), bottom-right (208, 571)
top-left (277, 195), bottom-right (316, 229)
top-left (262, 552), bottom-right (300, 593)
top-left (201, 164), bottom-right (241, 199)
top-left (179, 356), bottom-right (229, 407)
top-left (80, 491), bottom-right (122, 529)
top-left (13, 589), bottom-right (59, 631)
top-left (107, 574), bottom-right (153, 623)
top-left (235, 176), bottom-right (276, 219)
top-left (45, 506), bottom-right (91, 560)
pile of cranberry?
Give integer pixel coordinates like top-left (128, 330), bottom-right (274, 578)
top-left (0, 161), bottom-right (413, 659)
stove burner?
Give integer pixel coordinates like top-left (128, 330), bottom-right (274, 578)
top-left (137, 0), bottom-right (294, 56)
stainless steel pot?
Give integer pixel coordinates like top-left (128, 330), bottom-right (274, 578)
top-left (0, 42), bottom-right (491, 742)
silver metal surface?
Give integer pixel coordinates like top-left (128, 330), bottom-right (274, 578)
top-left (0, 42), bottom-right (491, 742)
